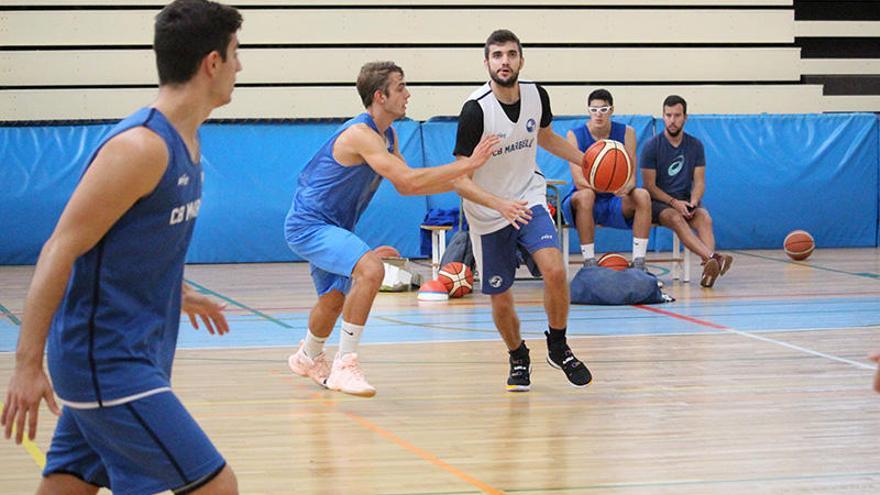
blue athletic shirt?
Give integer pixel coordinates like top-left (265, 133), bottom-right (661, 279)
top-left (640, 132), bottom-right (705, 200)
top-left (47, 107), bottom-right (202, 408)
top-left (569, 121), bottom-right (627, 199)
top-left (285, 113), bottom-right (394, 232)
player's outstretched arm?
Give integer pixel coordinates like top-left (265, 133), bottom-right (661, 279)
top-left (182, 283), bottom-right (229, 335)
top-left (2, 128), bottom-right (168, 444)
top-left (344, 125), bottom-right (499, 195)
top-left (538, 126), bottom-right (583, 166)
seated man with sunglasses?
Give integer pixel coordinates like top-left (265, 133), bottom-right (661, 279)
top-left (561, 88), bottom-right (652, 270)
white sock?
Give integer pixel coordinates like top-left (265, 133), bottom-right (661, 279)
top-left (580, 243), bottom-right (595, 260)
top-left (339, 321), bottom-right (364, 356)
top-left (303, 329), bottom-right (327, 359)
top-left (633, 238), bottom-right (648, 259)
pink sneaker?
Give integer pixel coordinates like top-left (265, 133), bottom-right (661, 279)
top-left (288, 341), bottom-right (330, 388)
top-left (325, 353), bottom-right (376, 398)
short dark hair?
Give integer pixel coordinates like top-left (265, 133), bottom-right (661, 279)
top-left (663, 94), bottom-right (688, 114)
top-left (357, 61), bottom-right (405, 108)
top-left (588, 88), bottom-right (613, 106)
top-left (154, 0), bottom-right (242, 85)
top-left (484, 29), bottom-right (523, 59)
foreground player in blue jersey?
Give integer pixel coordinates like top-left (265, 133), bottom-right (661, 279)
top-left (2, 1), bottom-right (242, 493)
top-left (285, 61), bottom-right (499, 398)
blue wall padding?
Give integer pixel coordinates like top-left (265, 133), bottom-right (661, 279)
top-left (668, 114), bottom-right (878, 249)
top-left (1, 113), bottom-right (878, 265)
top-left (193, 119), bottom-right (425, 262)
top-left (0, 124), bottom-right (114, 264)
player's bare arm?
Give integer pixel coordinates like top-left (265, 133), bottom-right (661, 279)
top-left (340, 124), bottom-right (499, 195)
top-left (537, 126), bottom-right (583, 165)
top-left (616, 126), bottom-right (638, 196)
top-left (452, 166), bottom-right (532, 229)
top-left (565, 130), bottom-right (591, 190)
top-left (690, 166), bottom-right (706, 208)
top-left (2, 127), bottom-right (168, 444)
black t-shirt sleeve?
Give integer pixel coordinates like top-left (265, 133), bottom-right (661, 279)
top-left (453, 99), bottom-right (484, 157)
top-left (536, 84), bottom-right (553, 128)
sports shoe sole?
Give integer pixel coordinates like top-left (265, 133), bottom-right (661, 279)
top-left (701, 258), bottom-right (721, 288)
top-left (546, 357), bottom-right (592, 388)
top-left (719, 254), bottom-right (734, 276)
top-left (327, 384), bottom-right (376, 398)
top-left (506, 384), bottom-right (531, 392)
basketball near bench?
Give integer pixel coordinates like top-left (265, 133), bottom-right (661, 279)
top-left (784, 230), bottom-right (815, 261)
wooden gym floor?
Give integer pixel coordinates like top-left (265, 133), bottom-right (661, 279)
top-left (1, 248), bottom-right (879, 494)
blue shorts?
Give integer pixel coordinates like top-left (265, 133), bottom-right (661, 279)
top-left (561, 191), bottom-right (633, 230)
top-left (470, 205), bottom-right (559, 294)
top-left (43, 392), bottom-right (225, 494)
top-left (286, 223), bottom-right (372, 296)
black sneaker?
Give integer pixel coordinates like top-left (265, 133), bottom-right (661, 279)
top-left (545, 331), bottom-right (592, 387)
top-left (507, 352), bottom-right (531, 392)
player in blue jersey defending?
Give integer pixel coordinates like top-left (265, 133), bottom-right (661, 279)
top-left (562, 89), bottom-right (652, 270)
top-left (285, 61), bottom-right (499, 398)
top-left (2, 1), bottom-right (242, 493)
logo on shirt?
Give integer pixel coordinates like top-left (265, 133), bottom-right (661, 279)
top-left (177, 174), bottom-right (190, 186)
top-left (169, 198), bottom-right (201, 225)
top-left (667, 155), bottom-right (685, 176)
top-left (489, 275), bottom-right (504, 288)
top-left (526, 118), bottom-right (536, 133)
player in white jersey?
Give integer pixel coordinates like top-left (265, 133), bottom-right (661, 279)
top-left (452, 29), bottom-right (592, 391)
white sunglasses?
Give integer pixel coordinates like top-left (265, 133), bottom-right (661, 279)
top-left (588, 106), bottom-right (612, 115)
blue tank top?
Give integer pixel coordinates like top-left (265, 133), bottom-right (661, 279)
top-left (285, 113), bottom-right (394, 233)
top-left (570, 121), bottom-right (627, 199)
top-left (47, 107), bottom-right (202, 407)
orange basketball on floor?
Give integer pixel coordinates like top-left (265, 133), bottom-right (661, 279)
top-left (418, 279), bottom-right (449, 301)
top-left (597, 253), bottom-right (629, 271)
top-left (438, 262), bottom-right (474, 298)
top-left (583, 139), bottom-right (632, 193)
top-left (784, 230), bottom-right (815, 261)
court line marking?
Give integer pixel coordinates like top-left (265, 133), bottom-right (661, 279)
top-left (634, 304), bottom-right (875, 370)
top-left (275, 373), bottom-right (506, 494)
top-left (380, 469), bottom-right (880, 494)
top-left (0, 401), bottom-right (47, 469)
top-left (732, 249), bottom-right (880, 280)
top-left (0, 301), bottom-right (22, 326)
top-left (184, 278), bottom-right (294, 329)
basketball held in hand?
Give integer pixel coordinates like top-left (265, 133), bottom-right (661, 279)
top-left (583, 139), bottom-right (632, 193)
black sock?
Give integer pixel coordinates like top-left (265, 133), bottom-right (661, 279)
top-left (547, 327), bottom-right (567, 345)
top-left (509, 340), bottom-right (529, 358)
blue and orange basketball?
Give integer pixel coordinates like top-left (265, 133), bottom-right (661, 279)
top-left (583, 139), bottom-right (632, 193)
top-left (597, 253), bottom-right (629, 271)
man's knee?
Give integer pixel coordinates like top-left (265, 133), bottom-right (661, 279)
top-left (692, 208), bottom-right (713, 228)
top-left (572, 189), bottom-right (596, 211)
top-left (193, 465), bottom-right (238, 495)
top-left (632, 188), bottom-right (651, 207)
top-left (661, 210), bottom-right (688, 230)
top-left (352, 252), bottom-right (385, 288)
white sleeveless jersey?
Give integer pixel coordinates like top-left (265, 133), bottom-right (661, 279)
top-left (463, 81), bottom-right (547, 235)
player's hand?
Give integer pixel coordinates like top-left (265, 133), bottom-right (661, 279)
top-left (2, 365), bottom-right (61, 444)
top-left (495, 199), bottom-right (532, 230)
top-left (468, 134), bottom-right (502, 169)
top-left (614, 184), bottom-right (634, 197)
top-left (182, 286), bottom-right (229, 336)
top-left (671, 199), bottom-right (693, 219)
top-left (869, 353), bottom-right (880, 393)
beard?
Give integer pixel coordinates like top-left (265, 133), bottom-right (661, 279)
top-left (490, 69), bottom-right (519, 88)
top-left (666, 126), bottom-right (682, 137)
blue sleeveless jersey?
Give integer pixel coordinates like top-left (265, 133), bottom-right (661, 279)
top-left (47, 107), bottom-right (202, 407)
top-left (285, 113), bottom-right (393, 233)
top-left (570, 121), bottom-right (627, 199)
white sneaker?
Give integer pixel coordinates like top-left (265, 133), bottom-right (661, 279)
top-left (288, 341), bottom-right (330, 388)
top-left (325, 353), bottom-right (376, 398)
